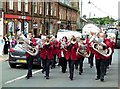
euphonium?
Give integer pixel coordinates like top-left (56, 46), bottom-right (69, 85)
top-left (92, 39), bottom-right (112, 57)
top-left (76, 43), bottom-right (91, 58)
top-left (18, 33), bottom-right (39, 56)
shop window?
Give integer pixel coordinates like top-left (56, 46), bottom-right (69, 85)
top-left (8, 21), bottom-right (14, 33)
top-left (24, 22), bottom-right (28, 36)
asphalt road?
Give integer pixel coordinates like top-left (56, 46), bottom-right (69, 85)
top-left (0, 49), bottom-right (119, 87)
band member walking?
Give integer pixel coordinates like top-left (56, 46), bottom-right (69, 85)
top-left (40, 36), bottom-right (53, 79)
top-left (94, 32), bottom-right (111, 82)
top-left (26, 32), bottom-right (36, 79)
top-left (51, 35), bottom-right (58, 69)
top-left (68, 36), bottom-right (78, 80)
top-left (76, 37), bottom-right (87, 75)
top-left (58, 36), bottom-right (69, 73)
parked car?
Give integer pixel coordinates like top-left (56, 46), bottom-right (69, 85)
top-left (8, 38), bottom-right (42, 68)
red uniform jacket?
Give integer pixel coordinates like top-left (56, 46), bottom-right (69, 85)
top-left (52, 40), bottom-right (60, 55)
top-left (57, 41), bottom-right (69, 60)
top-left (40, 42), bottom-right (53, 60)
top-left (85, 38), bottom-right (95, 54)
top-left (69, 42), bottom-right (79, 60)
top-left (26, 38), bottom-right (36, 58)
top-left (94, 38), bottom-right (111, 60)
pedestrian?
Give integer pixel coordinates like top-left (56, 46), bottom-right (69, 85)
top-left (11, 36), bottom-right (17, 48)
top-left (40, 36), bottom-right (53, 79)
top-left (68, 36), bottom-right (78, 80)
top-left (3, 34), bottom-right (9, 54)
top-left (0, 35), bottom-right (5, 56)
top-left (25, 31), bottom-right (37, 79)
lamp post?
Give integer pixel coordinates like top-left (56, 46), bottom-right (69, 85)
top-left (22, 2), bottom-right (25, 35)
top-left (80, 0), bottom-right (83, 30)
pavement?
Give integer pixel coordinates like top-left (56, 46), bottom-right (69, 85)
top-left (0, 49), bottom-right (119, 88)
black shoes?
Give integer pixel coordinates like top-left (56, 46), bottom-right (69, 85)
top-left (101, 78), bottom-right (104, 82)
top-left (46, 76), bottom-right (49, 79)
top-left (90, 65), bottom-right (93, 68)
top-left (42, 70), bottom-right (44, 74)
top-left (95, 77), bottom-right (100, 80)
top-left (26, 74), bottom-right (32, 79)
top-left (79, 72), bottom-right (82, 75)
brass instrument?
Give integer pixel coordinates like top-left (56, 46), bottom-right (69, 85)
top-left (17, 33), bottom-right (39, 56)
top-left (92, 39), bottom-right (112, 57)
top-left (76, 43), bottom-right (91, 58)
top-left (60, 40), bottom-right (67, 51)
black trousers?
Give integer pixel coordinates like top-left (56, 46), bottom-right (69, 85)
top-left (51, 54), bottom-right (57, 68)
top-left (26, 56), bottom-right (34, 77)
top-left (42, 58), bottom-right (51, 77)
top-left (60, 57), bottom-right (67, 72)
top-left (95, 59), bottom-right (107, 79)
top-left (69, 60), bottom-right (77, 79)
top-left (89, 53), bottom-right (94, 67)
top-left (109, 54), bottom-right (113, 65)
top-left (4, 44), bottom-right (8, 54)
top-left (78, 56), bottom-right (84, 73)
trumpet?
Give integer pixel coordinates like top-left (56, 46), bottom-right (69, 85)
top-left (60, 40), bottom-right (68, 51)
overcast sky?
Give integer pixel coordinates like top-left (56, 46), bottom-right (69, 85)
top-left (80, 0), bottom-right (120, 20)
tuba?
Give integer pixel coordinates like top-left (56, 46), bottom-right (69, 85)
top-left (17, 33), bottom-right (39, 56)
top-left (76, 43), bottom-right (91, 58)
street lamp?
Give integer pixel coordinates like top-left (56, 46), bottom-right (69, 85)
top-left (88, 0), bottom-right (91, 4)
top-left (80, 0), bottom-right (83, 30)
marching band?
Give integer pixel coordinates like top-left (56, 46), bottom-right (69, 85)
top-left (19, 29), bottom-right (115, 82)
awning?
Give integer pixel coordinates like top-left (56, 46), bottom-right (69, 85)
top-left (4, 14), bottom-right (32, 20)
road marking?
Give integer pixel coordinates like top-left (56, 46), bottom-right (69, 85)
top-left (4, 69), bottom-right (42, 85)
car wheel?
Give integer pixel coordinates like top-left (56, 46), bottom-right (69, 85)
top-left (9, 62), bottom-right (16, 68)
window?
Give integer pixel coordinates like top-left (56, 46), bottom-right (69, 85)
top-left (34, 2), bottom-right (37, 13)
top-left (54, 4), bottom-right (56, 16)
top-left (46, 3), bottom-right (49, 15)
top-left (39, 2), bottom-right (42, 14)
top-left (9, 0), bottom-right (13, 10)
top-left (51, 3), bottom-right (53, 16)
top-left (18, 0), bottom-right (21, 11)
top-left (24, 0), bottom-right (28, 12)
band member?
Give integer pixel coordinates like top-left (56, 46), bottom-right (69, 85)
top-left (58, 36), bottom-right (69, 73)
top-left (40, 36), bottom-right (53, 79)
top-left (87, 31), bottom-right (96, 68)
top-left (26, 32), bottom-right (36, 79)
top-left (76, 37), bottom-right (87, 75)
top-left (51, 35), bottom-right (58, 69)
top-left (106, 35), bottom-right (115, 67)
top-left (94, 32), bottom-right (111, 82)
top-left (68, 36), bottom-right (78, 80)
